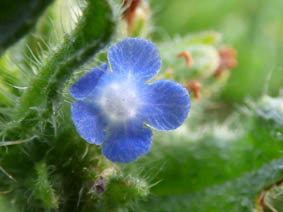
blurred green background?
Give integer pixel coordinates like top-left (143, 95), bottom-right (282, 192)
top-left (150, 0), bottom-right (283, 102)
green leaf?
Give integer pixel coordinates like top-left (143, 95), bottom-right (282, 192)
top-left (0, 0), bottom-right (54, 55)
top-left (140, 158), bottom-right (283, 212)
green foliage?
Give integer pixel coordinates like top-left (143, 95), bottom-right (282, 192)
top-left (12, 0), bottom-right (115, 136)
top-left (0, 0), bottom-right (116, 211)
top-left (90, 174), bottom-right (149, 211)
top-left (141, 158), bottom-right (283, 212)
top-left (0, 0), bottom-right (282, 211)
top-left (33, 162), bottom-right (58, 209)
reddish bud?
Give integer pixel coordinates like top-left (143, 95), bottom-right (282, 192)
top-left (177, 51), bottom-right (194, 68)
top-left (214, 47), bottom-right (237, 78)
top-left (122, 0), bottom-right (142, 25)
top-left (183, 80), bottom-right (202, 100)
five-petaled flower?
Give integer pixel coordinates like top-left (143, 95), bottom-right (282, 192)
top-left (70, 38), bottom-right (190, 163)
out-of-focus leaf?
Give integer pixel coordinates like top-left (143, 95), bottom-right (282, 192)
top-left (140, 158), bottom-right (283, 212)
top-left (0, 0), bottom-right (54, 54)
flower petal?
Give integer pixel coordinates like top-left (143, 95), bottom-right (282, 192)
top-left (102, 121), bottom-right (152, 163)
top-left (108, 38), bottom-right (161, 81)
top-left (70, 63), bottom-right (108, 100)
top-left (141, 80), bottom-right (190, 130)
top-left (71, 101), bottom-right (107, 145)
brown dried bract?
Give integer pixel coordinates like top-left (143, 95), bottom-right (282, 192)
top-left (214, 47), bottom-right (237, 78)
top-left (256, 179), bottom-right (283, 212)
top-left (122, 0), bottom-right (142, 25)
top-left (177, 51), bottom-right (194, 68)
top-left (183, 80), bottom-right (202, 100)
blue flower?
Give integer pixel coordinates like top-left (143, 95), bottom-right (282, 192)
top-left (70, 38), bottom-right (190, 163)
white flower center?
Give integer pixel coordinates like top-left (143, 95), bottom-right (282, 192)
top-left (98, 82), bottom-right (139, 122)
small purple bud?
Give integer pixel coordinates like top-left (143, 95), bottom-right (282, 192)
top-left (95, 183), bottom-right (104, 193)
